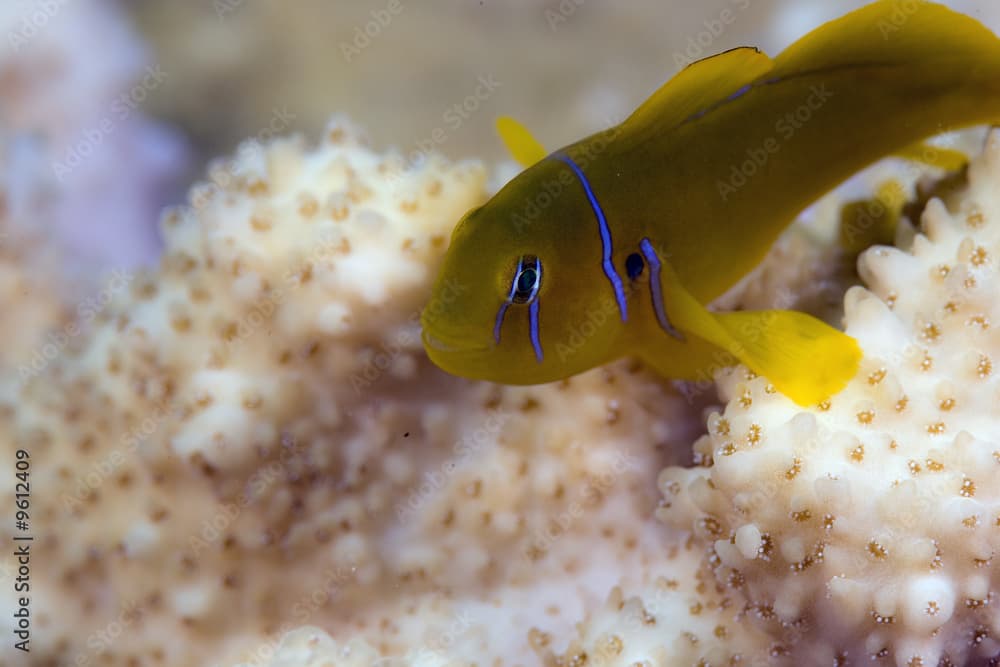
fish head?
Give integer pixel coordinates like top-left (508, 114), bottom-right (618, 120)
top-left (421, 157), bottom-right (620, 384)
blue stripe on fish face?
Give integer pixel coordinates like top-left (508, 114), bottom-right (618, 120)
top-left (639, 238), bottom-right (685, 341)
top-left (493, 301), bottom-right (510, 344)
top-left (554, 153), bottom-right (629, 323)
top-left (493, 255), bottom-right (522, 344)
top-left (529, 298), bottom-right (543, 362)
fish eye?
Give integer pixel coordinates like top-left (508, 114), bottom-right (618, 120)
top-left (625, 253), bottom-right (644, 280)
top-left (509, 255), bottom-right (542, 305)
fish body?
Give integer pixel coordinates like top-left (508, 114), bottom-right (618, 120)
top-left (421, 0), bottom-right (1000, 406)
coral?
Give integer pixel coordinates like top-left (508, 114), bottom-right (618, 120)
top-left (246, 539), bottom-right (778, 667)
top-left (233, 628), bottom-right (382, 667)
top-left (0, 117), bottom-right (715, 666)
top-left (0, 192), bottom-right (66, 373)
top-left (658, 130), bottom-right (1000, 665)
top-left (8, 52), bottom-right (1000, 663)
top-left (549, 541), bottom-right (775, 667)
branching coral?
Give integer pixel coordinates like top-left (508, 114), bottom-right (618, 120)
top-left (658, 130), bottom-right (1000, 666)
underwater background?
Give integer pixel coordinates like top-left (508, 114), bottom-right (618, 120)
top-left (6, 1), bottom-right (1000, 666)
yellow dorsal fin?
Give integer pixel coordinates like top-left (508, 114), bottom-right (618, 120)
top-left (624, 47), bottom-right (774, 133)
top-left (626, 3), bottom-right (1000, 139)
top-left (496, 116), bottom-right (548, 168)
top-left (892, 140), bottom-right (968, 170)
top-left (656, 261), bottom-right (861, 406)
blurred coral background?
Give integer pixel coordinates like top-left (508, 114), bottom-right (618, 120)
top-left (126, 0), bottom-right (998, 165)
top-left (4, 2), bottom-right (1000, 666)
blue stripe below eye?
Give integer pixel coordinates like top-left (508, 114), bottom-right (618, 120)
top-left (529, 298), bottom-right (543, 362)
top-left (639, 238), bottom-right (684, 341)
top-left (555, 153), bottom-right (628, 323)
top-left (493, 301), bottom-right (510, 344)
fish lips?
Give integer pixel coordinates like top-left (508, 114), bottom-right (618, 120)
top-left (421, 329), bottom-right (490, 355)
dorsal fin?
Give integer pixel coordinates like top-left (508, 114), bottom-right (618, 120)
top-left (625, 2), bottom-right (1000, 139)
top-left (496, 116), bottom-right (548, 168)
top-left (624, 47), bottom-right (774, 133)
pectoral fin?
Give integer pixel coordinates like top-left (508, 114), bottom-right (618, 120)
top-left (654, 261), bottom-right (861, 406)
top-left (892, 140), bottom-right (968, 170)
top-left (839, 179), bottom-right (905, 252)
top-left (496, 116), bottom-right (548, 168)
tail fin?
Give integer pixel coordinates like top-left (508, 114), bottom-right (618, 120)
top-left (773, 0), bottom-right (1000, 75)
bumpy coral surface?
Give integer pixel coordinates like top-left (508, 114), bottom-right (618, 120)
top-left (0, 117), bottom-right (746, 667)
top-left (249, 540), bottom-right (777, 667)
top-left (659, 131), bottom-right (1000, 666)
top-left (9, 88), bottom-right (1000, 664)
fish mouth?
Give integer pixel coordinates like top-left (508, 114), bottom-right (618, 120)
top-left (421, 329), bottom-right (489, 354)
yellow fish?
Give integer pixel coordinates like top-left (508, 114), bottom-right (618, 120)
top-left (421, 0), bottom-right (1000, 406)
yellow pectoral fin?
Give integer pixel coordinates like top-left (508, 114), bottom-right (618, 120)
top-left (892, 141), bottom-right (968, 171)
top-left (709, 310), bottom-right (862, 406)
top-left (496, 116), bottom-right (548, 168)
top-left (657, 263), bottom-right (861, 406)
top-left (839, 178), bottom-right (905, 252)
